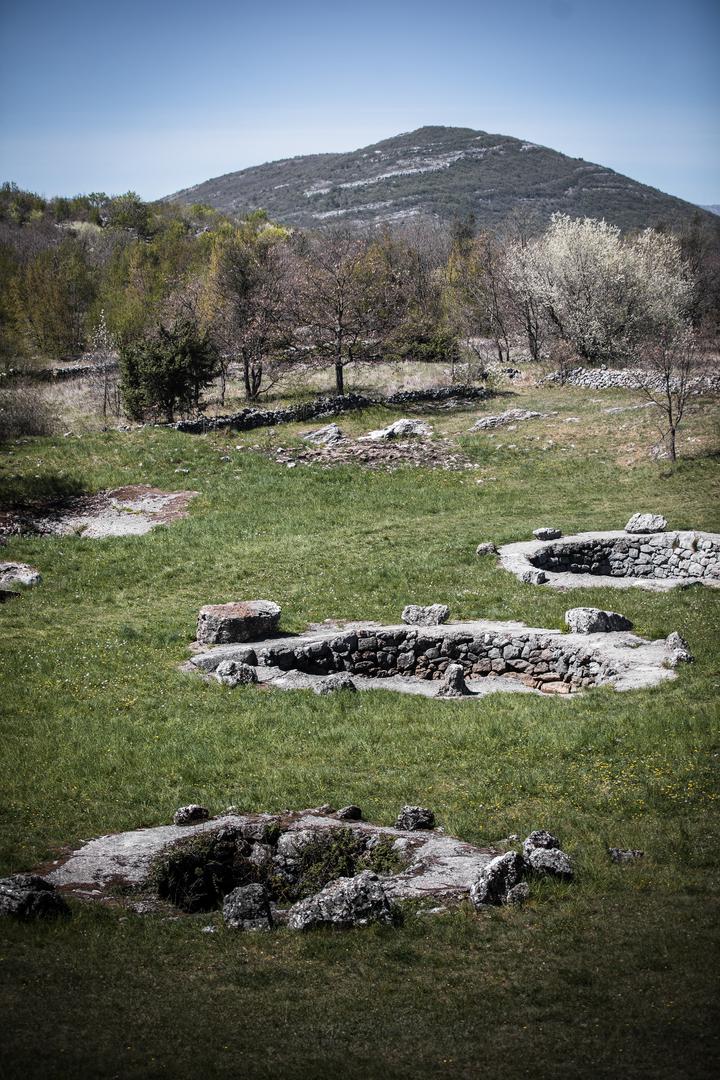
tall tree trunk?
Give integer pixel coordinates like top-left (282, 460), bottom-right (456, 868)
top-left (335, 360), bottom-right (344, 396)
top-left (669, 426), bottom-right (677, 461)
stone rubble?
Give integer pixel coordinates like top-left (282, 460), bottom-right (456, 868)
top-left (665, 631), bottom-right (693, 664)
top-left (526, 847), bottom-right (573, 879)
top-left (522, 830), bottom-right (561, 859)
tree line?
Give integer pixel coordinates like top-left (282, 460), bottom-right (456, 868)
top-left (1, 180), bottom-right (718, 450)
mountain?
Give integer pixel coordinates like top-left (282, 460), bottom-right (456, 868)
top-left (166, 126), bottom-right (714, 232)
top-left (700, 204), bottom-right (720, 215)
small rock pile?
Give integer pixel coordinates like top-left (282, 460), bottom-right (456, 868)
top-left (470, 830), bottom-right (573, 909)
top-left (471, 408), bottom-right (546, 430)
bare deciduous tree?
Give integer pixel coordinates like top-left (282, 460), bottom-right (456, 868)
top-left (634, 330), bottom-right (701, 461)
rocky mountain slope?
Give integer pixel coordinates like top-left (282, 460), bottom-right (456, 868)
top-left (167, 126), bottom-right (712, 231)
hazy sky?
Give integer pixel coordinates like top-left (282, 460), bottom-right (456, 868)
top-left (1, 0), bottom-right (718, 204)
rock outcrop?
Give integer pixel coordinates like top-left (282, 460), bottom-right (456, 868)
top-left (287, 870), bottom-right (396, 931)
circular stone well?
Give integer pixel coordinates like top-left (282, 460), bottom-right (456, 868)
top-left (498, 529), bottom-right (720, 591)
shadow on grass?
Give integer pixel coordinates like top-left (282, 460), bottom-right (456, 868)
top-left (0, 471), bottom-right (87, 510)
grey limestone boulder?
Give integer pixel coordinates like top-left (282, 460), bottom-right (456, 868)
top-left (0, 562), bottom-right (42, 588)
top-left (401, 603), bottom-right (450, 627)
top-left (521, 569), bottom-right (548, 585)
top-left (522, 830), bottom-right (560, 859)
top-left (223, 883), bottom-right (273, 931)
top-left (215, 660), bottom-right (258, 687)
top-left (395, 805), bottom-right (435, 831)
top-left (527, 847), bottom-right (573, 879)
top-left (0, 874), bottom-right (70, 920)
top-left (471, 409), bottom-right (543, 430)
top-left (533, 528), bottom-right (562, 541)
top-left (360, 418), bottom-right (432, 441)
top-left (436, 663), bottom-right (472, 698)
top-left (173, 804), bottom-right (210, 826)
top-left (505, 881), bottom-right (530, 906)
top-left (197, 600), bottom-right (281, 645)
top-left (609, 848), bottom-right (644, 864)
top-left (475, 542), bottom-right (497, 557)
top-left (624, 513), bottom-right (667, 534)
top-left (287, 870), bottom-right (396, 930)
top-left (565, 607), bottom-right (633, 634)
top-left (303, 423), bottom-right (344, 445)
top-left (470, 851), bottom-right (525, 907)
top-left (314, 672), bottom-right (357, 695)
top-left (665, 631), bottom-right (693, 663)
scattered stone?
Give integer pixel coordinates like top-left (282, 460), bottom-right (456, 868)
top-left (565, 607), bottom-right (633, 634)
top-left (0, 874), bottom-right (70, 920)
top-left (505, 881), bottom-right (530, 906)
top-left (287, 870), bottom-right (396, 931)
top-left (173, 805), bottom-right (210, 826)
top-left (303, 423), bottom-right (344, 445)
top-left (533, 528), bottom-right (562, 542)
top-left (624, 513), bottom-right (667, 534)
top-left (395, 806), bottom-right (435, 831)
top-left (359, 418), bottom-right (432, 442)
top-left (401, 603), bottom-right (450, 626)
top-left (436, 663), bottom-right (472, 698)
top-left (521, 569), bottom-right (547, 585)
top-left (222, 884), bottom-right (273, 931)
top-left (522, 830), bottom-right (561, 859)
top-left (527, 847), bottom-right (573, 879)
top-left (471, 409), bottom-right (544, 430)
top-left (470, 852), bottom-right (525, 907)
top-left (475, 542), bottom-right (497, 557)
top-left (215, 660), bottom-right (258, 687)
top-left (313, 672), bottom-right (357, 695)
top-left (0, 562), bottom-right (41, 588)
top-left (609, 848), bottom-right (645, 864)
top-left (197, 600), bottom-right (281, 645)
top-left (403, 604), bottom-right (446, 630)
top-left (665, 631), bottom-right (693, 663)
top-left (336, 805), bottom-right (362, 821)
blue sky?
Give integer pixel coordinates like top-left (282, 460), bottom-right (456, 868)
top-left (0, 0), bottom-right (718, 203)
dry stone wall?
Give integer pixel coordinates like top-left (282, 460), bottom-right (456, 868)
top-left (261, 624), bottom-right (617, 693)
top-left (530, 533), bottom-right (720, 582)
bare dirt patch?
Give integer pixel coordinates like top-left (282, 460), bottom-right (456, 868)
top-left (0, 484), bottom-right (198, 540)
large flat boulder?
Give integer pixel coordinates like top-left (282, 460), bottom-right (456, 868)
top-left (197, 600), bottom-right (281, 645)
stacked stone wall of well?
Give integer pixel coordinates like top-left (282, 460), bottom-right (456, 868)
top-left (530, 534), bottom-right (720, 581)
top-left (262, 628), bottom-right (618, 692)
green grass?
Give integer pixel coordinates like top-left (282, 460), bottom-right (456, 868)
top-left (1, 386), bottom-right (719, 1078)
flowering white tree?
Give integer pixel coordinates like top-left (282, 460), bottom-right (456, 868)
top-left (507, 214), bottom-right (695, 364)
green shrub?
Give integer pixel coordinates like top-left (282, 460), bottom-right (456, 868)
top-left (119, 316), bottom-right (219, 423)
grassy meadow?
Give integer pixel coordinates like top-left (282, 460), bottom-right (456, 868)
top-left (1, 381), bottom-right (719, 1078)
